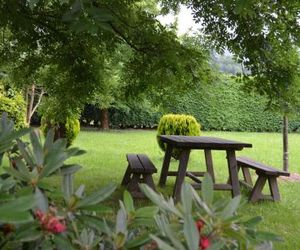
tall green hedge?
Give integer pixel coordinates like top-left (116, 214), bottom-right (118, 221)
top-left (80, 76), bottom-right (300, 132)
top-left (164, 76), bottom-right (300, 132)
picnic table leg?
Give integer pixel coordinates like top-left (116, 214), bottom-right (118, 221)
top-left (204, 149), bottom-right (215, 183)
top-left (226, 150), bottom-right (241, 197)
top-left (173, 149), bottom-right (191, 202)
top-left (159, 144), bottom-right (173, 187)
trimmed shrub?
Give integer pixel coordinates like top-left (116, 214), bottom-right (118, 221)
top-left (0, 93), bottom-right (26, 129)
top-left (41, 116), bottom-right (80, 146)
top-left (157, 114), bottom-right (201, 159)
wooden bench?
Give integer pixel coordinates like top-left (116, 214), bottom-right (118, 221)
top-left (121, 154), bottom-right (157, 198)
top-left (236, 156), bottom-right (290, 202)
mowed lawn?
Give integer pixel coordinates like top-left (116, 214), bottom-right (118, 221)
top-left (52, 129), bottom-right (300, 249)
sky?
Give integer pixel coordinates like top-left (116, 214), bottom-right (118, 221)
top-left (157, 5), bottom-right (201, 35)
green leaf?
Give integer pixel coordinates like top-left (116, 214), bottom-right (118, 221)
top-left (191, 188), bottom-right (213, 216)
top-left (242, 216), bottom-right (262, 228)
top-left (77, 215), bottom-right (111, 235)
top-left (66, 147), bottom-right (86, 157)
top-left (201, 173), bottom-right (214, 206)
top-left (221, 195), bottom-right (241, 219)
top-left (40, 150), bottom-right (68, 178)
top-left (183, 214), bottom-right (199, 250)
top-left (54, 234), bottom-right (76, 250)
top-left (60, 164), bottom-right (82, 175)
top-left (43, 129), bottom-right (55, 152)
top-left (15, 159), bottom-right (32, 181)
top-left (0, 210), bottom-right (33, 224)
top-left (79, 204), bottom-right (112, 214)
top-left (139, 184), bottom-right (182, 218)
top-left (0, 194), bottom-right (35, 212)
top-left (150, 235), bottom-right (176, 250)
top-left (254, 231), bottom-right (282, 242)
top-left (15, 223), bottom-right (42, 242)
top-left (136, 206), bottom-right (159, 218)
top-left (30, 130), bottom-right (44, 166)
top-left (125, 234), bottom-right (151, 249)
top-left (34, 187), bottom-right (49, 212)
top-left (208, 241), bottom-right (226, 250)
top-left (123, 190), bottom-right (134, 213)
top-left (181, 183), bottom-right (193, 214)
top-left (116, 204), bottom-right (127, 234)
top-left (4, 166), bottom-right (29, 182)
top-left (76, 183), bottom-right (116, 208)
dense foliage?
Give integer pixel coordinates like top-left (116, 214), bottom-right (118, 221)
top-left (0, 113), bottom-right (279, 249)
top-left (41, 116), bottom-right (80, 146)
top-left (0, 83), bottom-right (26, 129)
top-left (80, 76), bottom-right (300, 132)
top-left (166, 77), bottom-right (300, 132)
top-left (0, 0), bottom-right (211, 128)
top-left (157, 114), bottom-right (201, 159)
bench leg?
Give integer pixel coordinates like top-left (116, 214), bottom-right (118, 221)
top-left (142, 174), bottom-right (156, 191)
top-left (242, 167), bottom-right (253, 186)
top-left (173, 149), bottom-right (191, 202)
top-left (268, 177), bottom-right (280, 201)
top-left (227, 150), bottom-right (241, 197)
top-left (159, 144), bottom-right (173, 187)
top-left (121, 165), bottom-right (132, 186)
top-left (250, 175), bottom-right (267, 202)
top-left (127, 173), bottom-right (141, 193)
top-left (205, 149), bottom-right (215, 183)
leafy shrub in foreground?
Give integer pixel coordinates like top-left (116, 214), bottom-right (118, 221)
top-left (157, 114), bottom-right (201, 159)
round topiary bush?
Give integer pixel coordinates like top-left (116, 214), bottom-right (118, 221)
top-left (41, 116), bottom-right (80, 146)
top-left (0, 93), bottom-right (26, 129)
top-left (157, 114), bottom-right (201, 159)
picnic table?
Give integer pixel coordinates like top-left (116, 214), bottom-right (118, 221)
top-left (158, 135), bottom-right (252, 201)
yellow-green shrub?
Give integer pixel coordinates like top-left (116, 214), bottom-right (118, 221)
top-left (41, 116), bottom-right (80, 146)
top-left (157, 114), bottom-right (201, 159)
top-left (0, 93), bottom-right (26, 129)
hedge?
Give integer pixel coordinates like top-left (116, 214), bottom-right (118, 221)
top-left (165, 77), bottom-right (300, 132)
top-left (80, 76), bottom-right (300, 132)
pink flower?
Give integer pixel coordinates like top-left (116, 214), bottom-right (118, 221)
top-left (47, 217), bottom-right (66, 233)
top-left (195, 220), bottom-right (205, 232)
top-left (200, 236), bottom-right (210, 250)
top-left (34, 209), bottom-right (66, 234)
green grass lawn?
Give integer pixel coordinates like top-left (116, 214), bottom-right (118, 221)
top-left (51, 129), bottom-right (300, 249)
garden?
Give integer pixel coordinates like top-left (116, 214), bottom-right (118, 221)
top-left (0, 0), bottom-right (299, 249)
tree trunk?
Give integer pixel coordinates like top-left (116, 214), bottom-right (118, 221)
top-left (283, 115), bottom-right (288, 172)
top-left (100, 108), bottom-right (109, 130)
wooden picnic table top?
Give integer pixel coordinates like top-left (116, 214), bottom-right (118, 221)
top-left (159, 135), bottom-right (252, 150)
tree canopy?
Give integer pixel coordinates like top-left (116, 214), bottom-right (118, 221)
top-left (161, 0), bottom-right (300, 110)
top-left (0, 0), bottom-right (211, 120)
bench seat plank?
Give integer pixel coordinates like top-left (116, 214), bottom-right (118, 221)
top-left (122, 153), bottom-right (157, 198)
top-left (137, 154), bottom-right (157, 173)
top-left (237, 156), bottom-right (290, 176)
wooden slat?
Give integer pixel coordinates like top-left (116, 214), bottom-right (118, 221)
top-left (239, 180), bottom-right (253, 190)
top-left (192, 183), bottom-right (232, 190)
top-left (137, 154), bottom-right (157, 173)
top-left (126, 154), bottom-right (144, 173)
top-left (167, 171), bottom-right (206, 176)
top-left (237, 156), bottom-right (290, 176)
top-left (159, 135), bottom-right (252, 150)
top-left (186, 172), bottom-right (202, 183)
